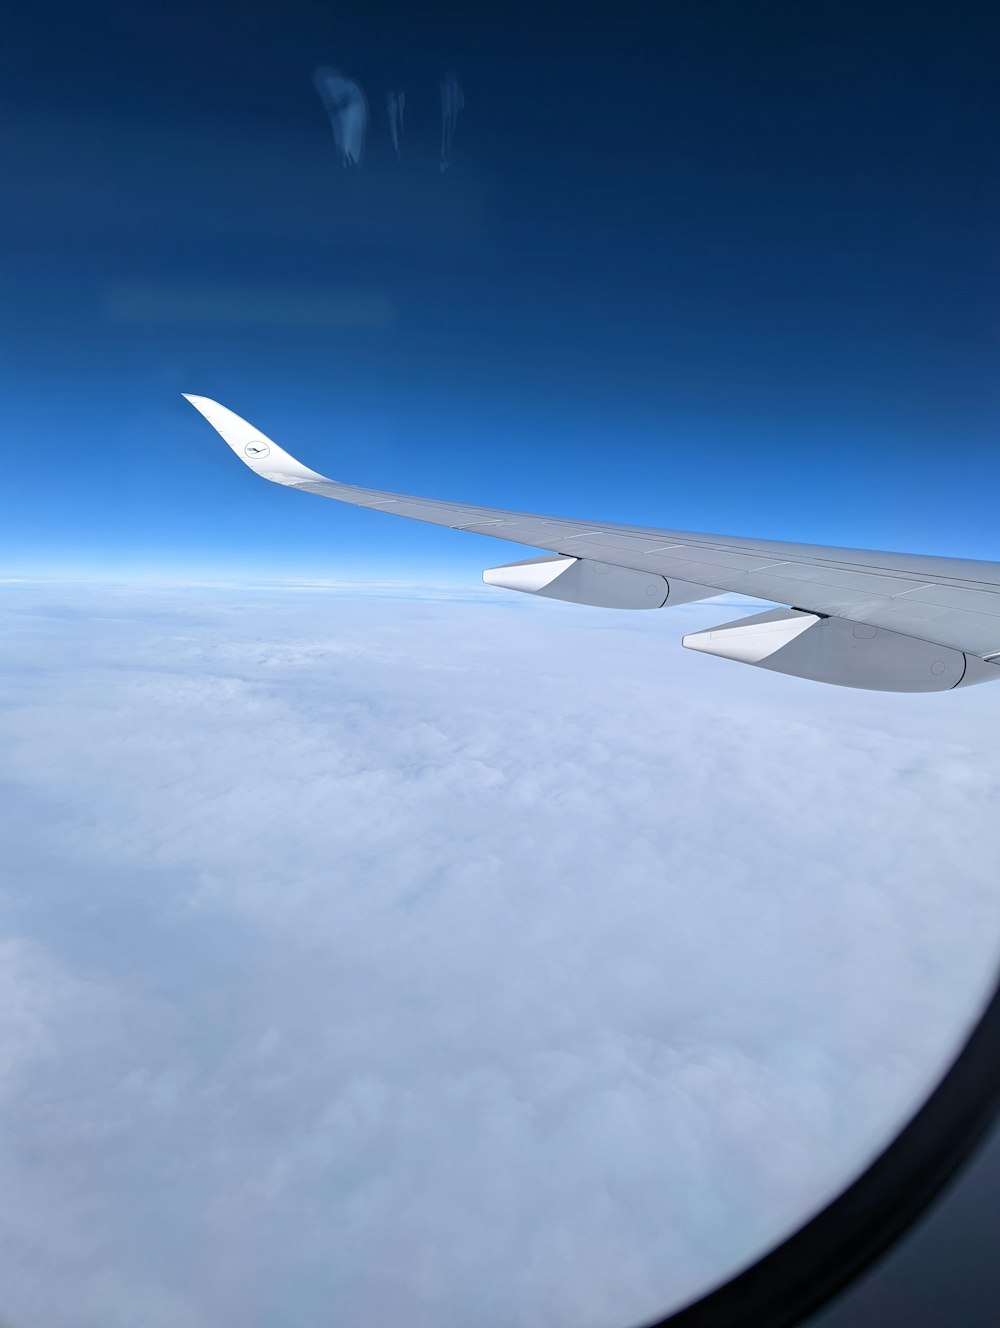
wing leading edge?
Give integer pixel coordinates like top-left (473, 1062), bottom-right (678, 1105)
top-left (183, 394), bottom-right (1000, 691)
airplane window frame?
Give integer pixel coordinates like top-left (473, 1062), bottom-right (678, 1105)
top-left (655, 971), bottom-right (1000, 1328)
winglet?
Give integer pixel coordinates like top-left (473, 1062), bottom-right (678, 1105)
top-left (182, 394), bottom-right (327, 486)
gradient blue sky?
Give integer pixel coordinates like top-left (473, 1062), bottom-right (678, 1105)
top-left (3, 0), bottom-right (1000, 580)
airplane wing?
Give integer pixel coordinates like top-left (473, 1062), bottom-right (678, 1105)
top-left (183, 394), bottom-right (1000, 693)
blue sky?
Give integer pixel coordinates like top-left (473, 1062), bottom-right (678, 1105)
top-left (3, 0), bottom-right (1000, 581)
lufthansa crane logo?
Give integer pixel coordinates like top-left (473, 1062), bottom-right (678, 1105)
top-left (244, 441), bottom-right (271, 459)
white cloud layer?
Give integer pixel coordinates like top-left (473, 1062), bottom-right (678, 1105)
top-left (1, 582), bottom-right (999, 1328)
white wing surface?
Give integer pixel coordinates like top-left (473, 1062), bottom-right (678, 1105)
top-left (183, 394), bottom-right (1000, 692)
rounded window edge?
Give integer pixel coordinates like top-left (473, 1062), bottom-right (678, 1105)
top-left (649, 969), bottom-right (1000, 1328)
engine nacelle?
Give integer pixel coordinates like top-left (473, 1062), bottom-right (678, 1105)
top-left (483, 555), bottom-right (712, 610)
top-left (683, 608), bottom-right (1000, 692)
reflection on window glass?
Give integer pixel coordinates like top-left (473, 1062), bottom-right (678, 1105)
top-left (2, 3), bottom-right (999, 1328)
top-left (313, 66), bottom-right (368, 167)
